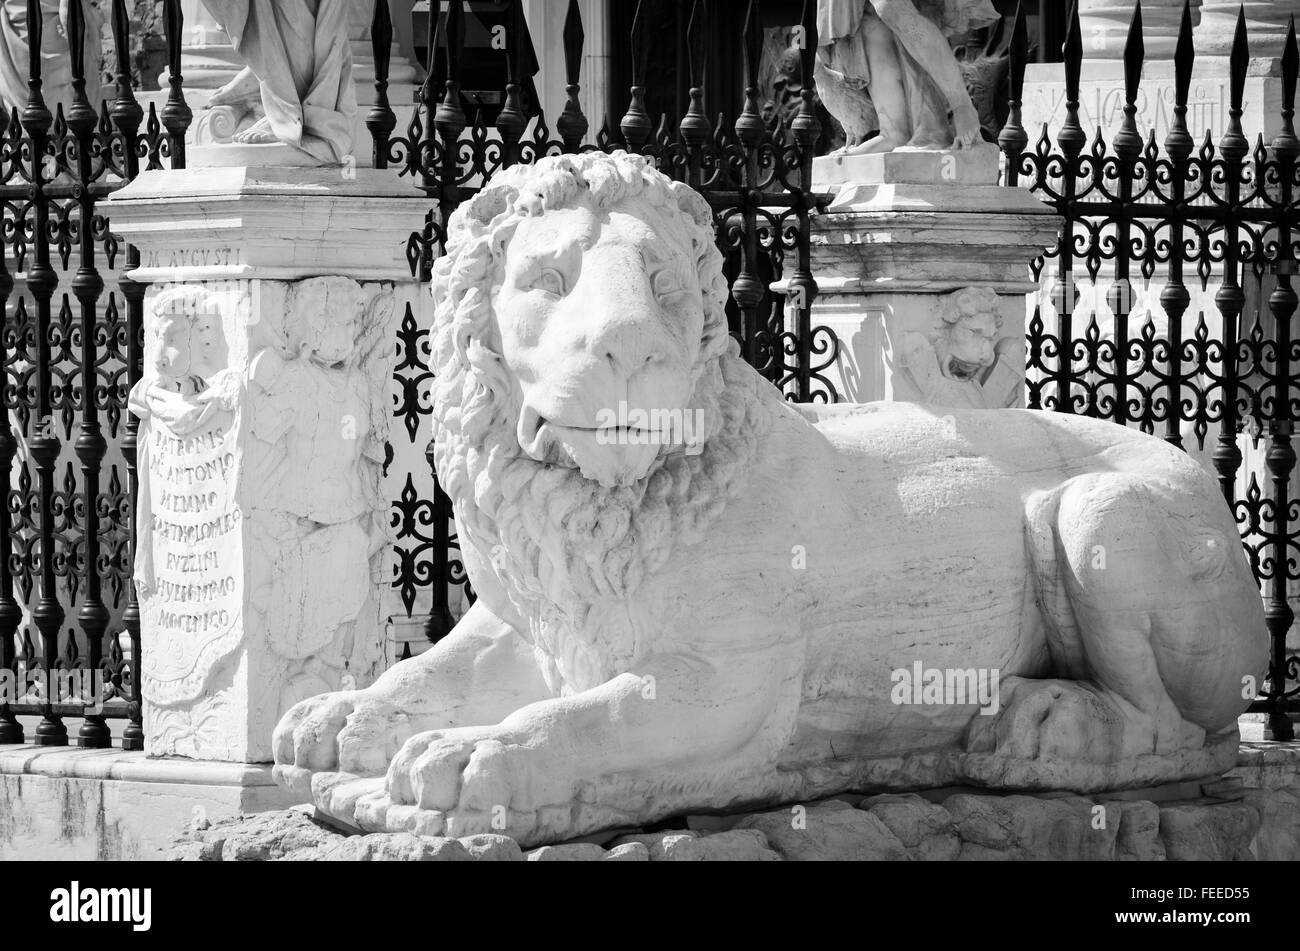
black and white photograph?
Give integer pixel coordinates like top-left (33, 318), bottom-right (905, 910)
top-left (0, 0), bottom-right (1295, 931)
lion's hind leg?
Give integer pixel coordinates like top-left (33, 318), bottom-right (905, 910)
top-left (964, 471), bottom-right (1258, 790)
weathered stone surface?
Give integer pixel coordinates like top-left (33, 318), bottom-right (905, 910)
top-left (650, 830), bottom-right (779, 862)
top-left (1244, 783), bottom-right (1300, 862)
top-left (1159, 802), bottom-right (1261, 861)
top-left (609, 831), bottom-right (699, 861)
top-left (165, 841), bottom-right (215, 863)
top-left (738, 801), bottom-right (910, 861)
top-left (526, 843), bottom-right (609, 862)
top-left (158, 778), bottom-right (1300, 861)
top-left (171, 809), bottom-right (335, 861)
top-left (948, 795), bottom-right (1119, 861)
top-left (1231, 741), bottom-right (1300, 791)
top-left (862, 794), bottom-right (959, 861)
top-left (603, 842), bottom-right (650, 861)
top-left (460, 834), bottom-right (524, 862)
top-left (0, 747), bottom-right (298, 862)
top-left (1113, 801), bottom-right (1165, 862)
top-left (327, 834), bottom-right (471, 862)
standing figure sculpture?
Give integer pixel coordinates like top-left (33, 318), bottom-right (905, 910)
top-left (201, 0), bottom-right (356, 164)
top-left (816, 0), bottom-right (997, 154)
top-left (0, 0), bottom-right (103, 116)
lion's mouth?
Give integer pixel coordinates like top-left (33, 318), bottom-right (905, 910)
top-left (947, 356), bottom-right (987, 381)
top-left (516, 406), bottom-right (675, 488)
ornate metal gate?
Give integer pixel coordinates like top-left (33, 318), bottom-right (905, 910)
top-left (999, 0), bottom-right (1300, 738)
top-left (0, 0), bottom-right (192, 748)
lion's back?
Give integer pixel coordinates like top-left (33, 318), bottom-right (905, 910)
top-left (776, 399), bottom-right (1225, 746)
top-left (800, 400), bottom-right (1207, 493)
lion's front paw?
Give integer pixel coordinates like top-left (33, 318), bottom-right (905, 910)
top-left (273, 689), bottom-right (417, 781)
top-left (375, 727), bottom-right (569, 839)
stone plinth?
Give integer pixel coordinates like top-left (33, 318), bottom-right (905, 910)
top-left (104, 168), bottom-right (426, 762)
top-left (0, 744), bottom-right (296, 861)
top-left (807, 149), bottom-right (1059, 406)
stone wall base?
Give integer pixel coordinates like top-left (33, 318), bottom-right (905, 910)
top-left (164, 745), bottom-right (1300, 862)
top-left (164, 781), bottom-right (1300, 862)
top-left (0, 745), bottom-right (297, 861)
top-left (7, 742), bottom-right (1298, 860)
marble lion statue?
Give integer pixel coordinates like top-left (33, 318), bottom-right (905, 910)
top-left (273, 150), bottom-right (1267, 847)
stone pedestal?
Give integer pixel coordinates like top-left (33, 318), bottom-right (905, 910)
top-left (807, 147), bottom-right (1059, 407)
top-left (105, 167), bottom-right (426, 762)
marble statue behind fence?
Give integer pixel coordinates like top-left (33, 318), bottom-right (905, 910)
top-left (815, 0), bottom-right (999, 154)
top-left (0, 0), bottom-right (103, 115)
top-left (199, 0), bottom-right (356, 163)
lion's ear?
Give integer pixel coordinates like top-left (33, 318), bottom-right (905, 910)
top-left (670, 180), bottom-right (715, 232)
top-left (464, 185), bottom-right (517, 228)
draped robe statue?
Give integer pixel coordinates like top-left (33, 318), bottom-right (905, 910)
top-left (815, 0), bottom-right (997, 154)
top-left (0, 0), bottom-right (103, 117)
top-left (201, 0), bottom-right (356, 164)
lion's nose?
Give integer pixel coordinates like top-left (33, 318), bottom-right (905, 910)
top-left (587, 320), bottom-right (667, 380)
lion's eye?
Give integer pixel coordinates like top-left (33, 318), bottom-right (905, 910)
top-left (650, 268), bottom-right (683, 301)
top-left (532, 268), bottom-right (566, 296)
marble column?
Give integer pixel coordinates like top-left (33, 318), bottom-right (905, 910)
top-left (106, 165), bottom-right (427, 762)
top-left (1024, 0), bottom-right (1296, 145)
top-left (1078, 0), bottom-right (1200, 60)
top-left (177, 0), bottom-right (242, 96)
top-left (347, 0), bottom-right (421, 166)
top-left (1197, 0), bottom-right (1300, 57)
top-left (522, 0), bottom-right (610, 137)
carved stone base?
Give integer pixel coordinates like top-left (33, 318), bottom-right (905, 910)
top-left (804, 177), bottom-right (1059, 406)
top-left (104, 170), bottom-right (429, 763)
top-left (107, 166), bottom-right (424, 283)
top-left (0, 744), bottom-right (296, 860)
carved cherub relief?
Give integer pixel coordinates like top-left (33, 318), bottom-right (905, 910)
top-left (243, 276), bottom-right (391, 696)
top-left (127, 285), bottom-right (239, 438)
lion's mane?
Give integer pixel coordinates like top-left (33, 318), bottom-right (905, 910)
top-left (428, 151), bottom-right (773, 691)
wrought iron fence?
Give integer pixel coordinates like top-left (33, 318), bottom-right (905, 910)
top-left (0, 0), bottom-right (192, 748)
top-left (370, 0), bottom-right (840, 650)
top-left (10, 0), bottom-right (1285, 754)
top-left (999, 0), bottom-right (1300, 739)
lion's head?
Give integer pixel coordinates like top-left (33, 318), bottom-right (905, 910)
top-left (429, 151), bottom-right (772, 690)
top-left (934, 286), bottom-right (1003, 382)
